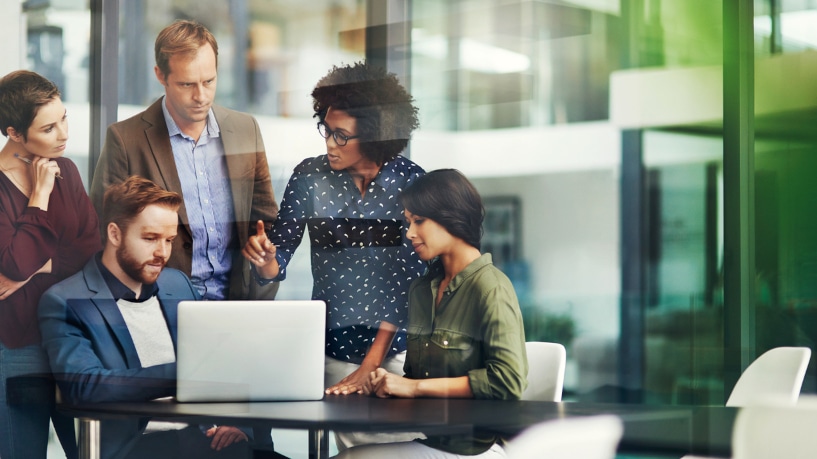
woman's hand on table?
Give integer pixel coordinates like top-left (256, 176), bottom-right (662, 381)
top-left (369, 368), bottom-right (418, 399)
top-left (326, 363), bottom-right (376, 395)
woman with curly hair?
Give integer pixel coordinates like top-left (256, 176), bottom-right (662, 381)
top-left (242, 62), bottom-right (425, 402)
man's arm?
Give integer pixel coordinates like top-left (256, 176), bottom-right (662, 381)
top-left (38, 289), bottom-right (176, 404)
top-left (247, 115), bottom-right (278, 300)
top-left (248, 114), bottom-right (278, 225)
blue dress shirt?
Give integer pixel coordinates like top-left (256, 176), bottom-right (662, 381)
top-left (270, 155), bottom-right (426, 364)
top-left (162, 100), bottom-right (236, 300)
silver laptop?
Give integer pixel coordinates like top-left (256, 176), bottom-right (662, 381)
top-left (175, 300), bottom-right (326, 402)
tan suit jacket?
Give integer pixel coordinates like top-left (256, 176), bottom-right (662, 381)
top-left (89, 98), bottom-right (279, 300)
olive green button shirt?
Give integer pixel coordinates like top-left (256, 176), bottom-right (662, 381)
top-left (405, 253), bottom-right (528, 455)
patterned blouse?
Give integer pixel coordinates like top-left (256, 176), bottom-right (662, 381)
top-left (269, 155), bottom-right (425, 363)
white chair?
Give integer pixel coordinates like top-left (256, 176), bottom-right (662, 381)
top-left (680, 346), bottom-right (811, 459)
top-left (725, 346), bottom-right (811, 407)
top-left (521, 341), bottom-right (566, 401)
top-left (505, 415), bottom-right (623, 459)
top-left (731, 395), bottom-right (817, 459)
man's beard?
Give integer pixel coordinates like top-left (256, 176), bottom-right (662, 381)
top-left (116, 244), bottom-right (166, 286)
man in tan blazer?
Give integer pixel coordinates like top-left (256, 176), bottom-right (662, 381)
top-left (90, 19), bottom-right (279, 302)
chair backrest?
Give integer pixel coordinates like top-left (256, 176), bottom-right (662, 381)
top-left (725, 346), bottom-right (811, 407)
top-left (732, 395), bottom-right (817, 459)
top-left (521, 341), bottom-right (566, 401)
top-left (505, 415), bottom-right (623, 459)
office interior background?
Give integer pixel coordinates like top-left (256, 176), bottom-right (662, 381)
top-left (4, 0), bottom-right (817, 451)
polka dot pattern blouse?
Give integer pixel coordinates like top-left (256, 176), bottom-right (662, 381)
top-left (269, 155), bottom-right (426, 364)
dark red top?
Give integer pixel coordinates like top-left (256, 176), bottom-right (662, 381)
top-left (0, 157), bottom-right (101, 348)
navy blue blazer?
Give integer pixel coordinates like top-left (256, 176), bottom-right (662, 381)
top-left (38, 257), bottom-right (200, 458)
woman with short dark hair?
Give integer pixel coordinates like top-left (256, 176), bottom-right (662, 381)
top-left (0, 70), bottom-right (101, 459)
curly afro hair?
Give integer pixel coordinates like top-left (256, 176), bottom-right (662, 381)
top-left (312, 62), bottom-right (419, 165)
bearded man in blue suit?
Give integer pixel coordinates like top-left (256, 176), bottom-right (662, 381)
top-left (38, 176), bottom-right (250, 459)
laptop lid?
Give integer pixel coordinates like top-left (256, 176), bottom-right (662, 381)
top-left (175, 300), bottom-right (326, 402)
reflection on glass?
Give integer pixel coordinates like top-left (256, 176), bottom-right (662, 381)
top-left (23, 0), bottom-right (815, 410)
top-left (411, 0), bottom-right (733, 405)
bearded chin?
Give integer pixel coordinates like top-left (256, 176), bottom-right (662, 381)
top-left (138, 265), bottom-right (163, 284)
top-left (116, 246), bottom-right (164, 285)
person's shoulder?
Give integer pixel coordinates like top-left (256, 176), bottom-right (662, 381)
top-left (42, 263), bottom-right (92, 300)
top-left (156, 268), bottom-right (199, 298)
top-left (383, 156), bottom-right (424, 188)
top-left (212, 104), bottom-right (256, 122)
top-left (391, 155), bottom-right (424, 171)
top-left (292, 155), bottom-right (330, 174)
top-left (469, 258), bottom-right (516, 295)
top-left (54, 156), bottom-right (80, 175)
top-left (387, 155), bottom-right (425, 177)
top-left (110, 98), bottom-right (162, 129)
top-left (54, 158), bottom-right (89, 186)
top-left (157, 267), bottom-right (193, 285)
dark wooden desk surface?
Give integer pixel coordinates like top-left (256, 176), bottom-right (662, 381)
top-left (60, 396), bottom-right (737, 456)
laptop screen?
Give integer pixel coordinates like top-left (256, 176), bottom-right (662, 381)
top-left (175, 300), bottom-right (326, 402)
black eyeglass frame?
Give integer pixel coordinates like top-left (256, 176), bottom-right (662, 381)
top-left (317, 122), bottom-right (361, 146)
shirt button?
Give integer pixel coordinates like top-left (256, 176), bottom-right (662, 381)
top-left (424, 372), bottom-right (429, 377)
top-left (424, 343), bottom-right (428, 347)
top-left (203, 199), bottom-right (209, 204)
top-left (443, 340), bottom-right (449, 346)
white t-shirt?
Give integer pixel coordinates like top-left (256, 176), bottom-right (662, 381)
top-left (117, 296), bottom-right (186, 432)
top-left (116, 296), bottom-right (175, 367)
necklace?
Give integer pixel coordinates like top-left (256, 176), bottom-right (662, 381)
top-left (0, 156), bottom-right (31, 196)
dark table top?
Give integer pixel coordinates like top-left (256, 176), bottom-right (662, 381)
top-left (60, 396), bottom-right (737, 456)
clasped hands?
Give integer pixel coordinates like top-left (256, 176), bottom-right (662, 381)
top-left (327, 366), bottom-right (418, 399)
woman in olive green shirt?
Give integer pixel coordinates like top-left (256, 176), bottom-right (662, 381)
top-left (334, 169), bottom-right (528, 459)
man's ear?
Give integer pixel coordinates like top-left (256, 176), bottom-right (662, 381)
top-left (107, 222), bottom-right (122, 247)
top-left (154, 66), bottom-right (167, 86)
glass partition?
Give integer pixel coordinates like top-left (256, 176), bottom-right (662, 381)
top-left (410, 0), bottom-right (730, 404)
top-left (66, 0), bottom-right (817, 409)
top-left (22, 0), bottom-right (92, 185)
top-left (10, 0), bottom-right (816, 456)
top-left (752, 0), bottom-right (817, 393)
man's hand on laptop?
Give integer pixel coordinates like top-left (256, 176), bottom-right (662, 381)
top-left (205, 425), bottom-right (248, 451)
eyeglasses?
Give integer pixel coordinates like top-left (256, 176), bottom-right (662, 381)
top-left (317, 122), bottom-right (360, 147)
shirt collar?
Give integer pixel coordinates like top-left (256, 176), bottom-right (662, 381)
top-left (95, 253), bottom-right (159, 302)
top-left (432, 253), bottom-right (494, 294)
top-left (160, 97), bottom-right (220, 141)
